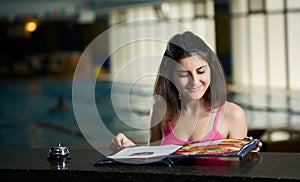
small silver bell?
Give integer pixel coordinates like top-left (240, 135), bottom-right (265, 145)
top-left (47, 141), bottom-right (71, 161)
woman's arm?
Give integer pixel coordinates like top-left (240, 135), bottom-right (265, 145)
top-left (148, 102), bottom-right (165, 146)
top-left (110, 100), bottom-right (165, 149)
top-left (226, 102), bottom-right (248, 139)
top-left (110, 133), bottom-right (136, 149)
top-left (226, 102), bottom-right (262, 151)
top-left (149, 123), bottom-right (162, 146)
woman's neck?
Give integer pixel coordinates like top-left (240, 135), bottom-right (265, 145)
top-left (180, 98), bottom-right (207, 115)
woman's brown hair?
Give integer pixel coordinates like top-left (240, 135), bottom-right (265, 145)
top-left (153, 31), bottom-right (227, 122)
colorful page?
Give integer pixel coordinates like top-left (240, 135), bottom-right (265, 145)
top-left (172, 139), bottom-right (259, 158)
top-left (95, 139), bottom-right (259, 166)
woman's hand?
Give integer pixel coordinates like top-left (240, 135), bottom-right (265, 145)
top-left (244, 136), bottom-right (263, 152)
top-left (110, 133), bottom-right (136, 150)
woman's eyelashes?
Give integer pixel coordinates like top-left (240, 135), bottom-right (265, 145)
top-left (196, 65), bottom-right (207, 74)
top-left (176, 70), bottom-right (189, 78)
top-left (177, 69), bottom-right (206, 78)
top-left (197, 70), bottom-right (205, 74)
top-left (178, 72), bottom-right (189, 78)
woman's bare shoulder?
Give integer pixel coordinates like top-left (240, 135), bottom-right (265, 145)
top-left (223, 101), bottom-right (246, 121)
top-left (224, 101), bottom-right (248, 138)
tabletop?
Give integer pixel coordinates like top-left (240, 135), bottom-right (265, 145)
top-left (0, 148), bottom-right (299, 181)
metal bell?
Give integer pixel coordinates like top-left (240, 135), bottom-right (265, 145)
top-left (47, 141), bottom-right (71, 161)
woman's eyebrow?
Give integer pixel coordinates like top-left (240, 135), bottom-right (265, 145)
top-left (176, 65), bottom-right (207, 72)
top-left (197, 65), bottom-right (207, 70)
top-left (176, 70), bottom-right (188, 72)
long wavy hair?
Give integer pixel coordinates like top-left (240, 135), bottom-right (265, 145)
top-left (153, 31), bottom-right (227, 123)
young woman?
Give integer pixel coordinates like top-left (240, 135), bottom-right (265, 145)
top-left (110, 31), bottom-right (261, 150)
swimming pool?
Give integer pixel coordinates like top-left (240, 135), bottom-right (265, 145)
top-left (0, 79), bottom-right (300, 149)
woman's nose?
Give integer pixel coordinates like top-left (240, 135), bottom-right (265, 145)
top-left (189, 73), bottom-right (199, 85)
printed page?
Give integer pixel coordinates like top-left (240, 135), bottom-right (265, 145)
top-left (107, 145), bottom-right (182, 159)
top-left (174, 139), bottom-right (249, 156)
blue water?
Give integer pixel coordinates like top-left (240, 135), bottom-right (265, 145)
top-left (0, 80), bottom-right (151, 149)
top-left (0, 80), bottom-right (80, 148)
top-left (0, 79), bottom-right (300, 148)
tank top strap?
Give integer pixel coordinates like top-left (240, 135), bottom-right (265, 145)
top-left (213, 105), bottom-right (223, 129)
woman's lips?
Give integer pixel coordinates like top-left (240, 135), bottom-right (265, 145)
top-left (188, 86), bottom-right (201, 92)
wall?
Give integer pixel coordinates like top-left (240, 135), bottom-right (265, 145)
top-left (107, 0), bottom-right (216, 85)
top-left (231, 0), bottom-right (300, 91)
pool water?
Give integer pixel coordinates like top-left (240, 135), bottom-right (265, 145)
top-left (0, 80), bottom-right (300, 149)
top-left (0, 80), bottom-right (82, 148)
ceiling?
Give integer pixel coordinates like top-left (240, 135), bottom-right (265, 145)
top-left (0, 0), bottom-right (183, 21)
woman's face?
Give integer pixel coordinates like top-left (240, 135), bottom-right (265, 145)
top-left (173, 55), bottom-right (210, 101)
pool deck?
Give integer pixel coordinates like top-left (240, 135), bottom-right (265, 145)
top-left (0, 148), bottom-right (299, 181)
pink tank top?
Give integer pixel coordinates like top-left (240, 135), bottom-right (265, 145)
top-left (160, 106), bottom-right (225, 145)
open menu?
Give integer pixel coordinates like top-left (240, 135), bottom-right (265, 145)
top-left (94, 139), bottom-right (260, 166)
top-left (172, 138), bottom-right (258, 157)
top-left (107, 145), bottom-right (182, 160)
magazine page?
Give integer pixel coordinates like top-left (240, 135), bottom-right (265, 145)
top-left (107, 145), bottom-right (182, 160)
top-left (95, 139), bottom-right (259, 166)
top-left (172, 139), bottom-right (258, 157)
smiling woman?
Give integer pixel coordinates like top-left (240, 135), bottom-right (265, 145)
top-left (173, 56), bottom-right (210, 102)
top-left (110, 31), bottom-right (261, 150)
